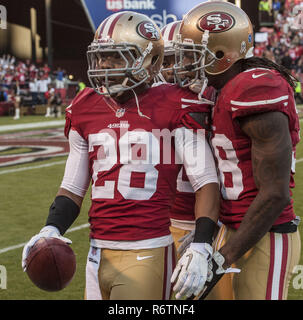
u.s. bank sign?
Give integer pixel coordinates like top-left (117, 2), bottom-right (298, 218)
top-left (106, 0), bottom-right (156, 10)
top-left (80, 0), bottom-right (207, 30)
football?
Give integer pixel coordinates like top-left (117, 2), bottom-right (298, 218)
top-left (26, 237), bottom-right (76, 292)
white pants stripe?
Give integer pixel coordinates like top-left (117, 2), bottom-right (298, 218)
top-left (266, 233), bottom-right (288, 300)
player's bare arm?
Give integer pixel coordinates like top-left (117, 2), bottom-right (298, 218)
top-left (219, 111), bottom-right (292, 268)
top-left (194, 183), bottom-right (220, 222)
top-left (56, 187), bottom-right (84, 209)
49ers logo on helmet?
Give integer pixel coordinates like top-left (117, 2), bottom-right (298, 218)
top-left (137, 21), bottom-right (160, 40)
top-left (198, 12), bottom-right (235, 33)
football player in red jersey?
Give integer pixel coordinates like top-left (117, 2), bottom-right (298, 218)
top-left (158, 21), bottom-right (181, 84)
top-left (159, 22), bottom-right (222, 275)
top-left (21, 12), bottom-right (220, 300)
top-left (172, 1), bottom-right (301, 300)
top-left (158, 21), bottom-right (197, 257)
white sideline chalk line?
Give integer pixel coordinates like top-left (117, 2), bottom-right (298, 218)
top-left (0, 223), bottom-right (90, 254)
top-left (0, 120), bottom-right (65, 132)
top-left (0, 160), bottom-right (66, 175)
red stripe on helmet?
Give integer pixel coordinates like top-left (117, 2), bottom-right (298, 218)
top-left (161, 25), bottom-right (167, 37)
top-left (107, 12), bottom-right (126, 38)
top-left (168, 21), bottom-right (178, 41)
top-left (98, 16), bottom-right (111, 39)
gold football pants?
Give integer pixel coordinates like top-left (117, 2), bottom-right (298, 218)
top-left (85, 244), bottom-right (176, 300)
top-left (206, 224), bottom-right (301, 300)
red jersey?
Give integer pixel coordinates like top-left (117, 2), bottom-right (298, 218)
top-left (170, 167), bottom-right (196, 222)
top-left (211, 68), bottom-right (300, 229)
top-left (65, 85), bottom-right (209, 241)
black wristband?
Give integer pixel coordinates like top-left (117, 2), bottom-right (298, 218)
top-left (193, 217), bottom-right (217, 245)
top-left (46, 196), bottom-right (80, 235)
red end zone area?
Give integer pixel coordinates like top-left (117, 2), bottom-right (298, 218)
top-left (0, 128), bottom-right (69, 168)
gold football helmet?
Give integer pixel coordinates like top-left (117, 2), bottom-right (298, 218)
top-left (174, 1), bottom-right (254, 90)
top-left (87, 11), bottom-right (164, 95)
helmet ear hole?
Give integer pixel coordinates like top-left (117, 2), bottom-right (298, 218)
top-left (216, 51), bottom-right (224, 59)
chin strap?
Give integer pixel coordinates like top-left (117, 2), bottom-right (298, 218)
top-left (197, 78), bottom-right (208, 101)
top-left (105, 77), bottom-right (130, 96)
top-left (131, 88), bottom-right (151, 120)
top-left (196, 30), bottom-right (215, 105)
top-left (188, 78), bottom-right (214, 105)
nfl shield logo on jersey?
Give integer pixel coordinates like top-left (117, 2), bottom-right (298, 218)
top-left (116, 108), bottom-right (125, 118)
top-left (106, 0), bottom-right (123, 11)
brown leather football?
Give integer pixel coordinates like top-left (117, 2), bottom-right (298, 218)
top-left (26, 237), bottom-right (76, 291)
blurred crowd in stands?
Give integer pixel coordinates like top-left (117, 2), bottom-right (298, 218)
top-left (255, 0), bottom-right (303, 103)
top-left (0, 54), bottom-right (85, 119)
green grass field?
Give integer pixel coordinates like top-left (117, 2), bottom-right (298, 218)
top-left (0, 115), bottom-right (65, 126)
top-left (0, 116), bottom-right (90, 300)
top-left (0, 114), bottom-right (303, 300)
top-left (0, 156), bottom-right (91, 299)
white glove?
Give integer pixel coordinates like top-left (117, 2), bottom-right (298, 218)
top-left (194, 251), bottom-right (241, 300)
top-left (207, 251), bottom-right (241, 281)
top-left (177, 230), bottom-right (195, 257)
top-left (171, 242), bottom-right (213, 299)
top-left (22, 225), bottom-right (72, 271)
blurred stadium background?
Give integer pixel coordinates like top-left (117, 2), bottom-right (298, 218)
top-left (0, 0), bottom-right (303, 300)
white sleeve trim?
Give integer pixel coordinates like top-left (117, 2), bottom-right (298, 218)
top-left (243, 67), bottom-right (272, 73)
top-left (230, 95), bottom-right (289, 107)
top-left (60, 129), bottom-right (90, 197)
top-left (174, 127), bottom-right (218, 192)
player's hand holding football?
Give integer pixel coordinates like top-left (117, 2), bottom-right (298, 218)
top-left (171, 242), bottom-right (213, 299)
top-left (22, 225), bottom-right (72, 271)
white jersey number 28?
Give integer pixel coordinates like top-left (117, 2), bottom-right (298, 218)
top-left (88, 131), bottom-right (159, 201)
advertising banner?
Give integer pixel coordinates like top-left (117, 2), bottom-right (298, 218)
top-left (80, 0), bottom-right (208, 31)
